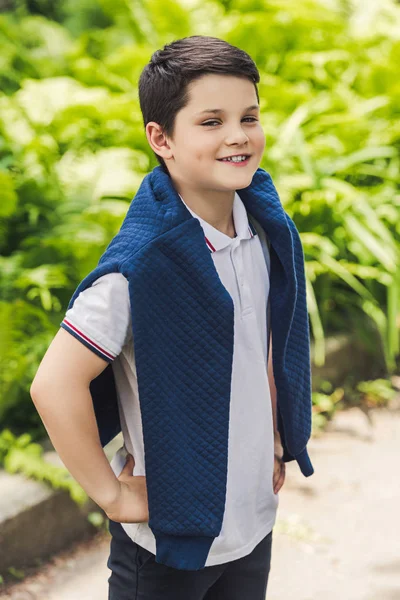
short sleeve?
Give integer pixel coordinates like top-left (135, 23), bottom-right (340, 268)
top-left (60, 272), bottom-right (131, 363)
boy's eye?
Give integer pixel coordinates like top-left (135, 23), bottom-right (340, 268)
top-left (201, 117), bottom-right (258, 127)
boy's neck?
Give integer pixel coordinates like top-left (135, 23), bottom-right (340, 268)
top-left (173, 180), bottom-right (237, 239)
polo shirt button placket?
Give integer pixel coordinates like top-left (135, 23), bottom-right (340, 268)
top-left (232, 241), bottom-right (253, 318)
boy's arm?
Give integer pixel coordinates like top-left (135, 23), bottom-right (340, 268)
top-left (30, 327), bottom-right (120, 511)
top-left (267, 335), bottom-right (284, 458)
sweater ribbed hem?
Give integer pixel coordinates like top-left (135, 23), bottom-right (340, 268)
top-left (295, 447), bottom-right (314, 476)
top-left (153, 532), bottom-right (215, 571)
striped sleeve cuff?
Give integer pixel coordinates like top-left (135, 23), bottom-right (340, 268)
top-left (60, 318), bottom-right (117, 363)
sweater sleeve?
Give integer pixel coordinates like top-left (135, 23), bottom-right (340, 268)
top-left (60, 272), bottom-right (131, 363)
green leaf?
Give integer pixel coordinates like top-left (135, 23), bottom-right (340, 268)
top-left (0, 171), bottom-right (18, 217)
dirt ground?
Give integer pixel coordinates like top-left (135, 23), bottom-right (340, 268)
top-left (1, 405), bottom-right (399, 600)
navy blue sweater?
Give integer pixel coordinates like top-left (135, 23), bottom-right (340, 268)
top-left (62, 165), bottom-right (314, 571)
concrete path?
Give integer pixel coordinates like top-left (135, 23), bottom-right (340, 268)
top-left (1, 405), bottom-right (399, 600)
top-left (269, 405), bottom-right (400, 600)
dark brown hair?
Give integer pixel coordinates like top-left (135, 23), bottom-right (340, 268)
top-left (138, 35), bottom-right (260, 173)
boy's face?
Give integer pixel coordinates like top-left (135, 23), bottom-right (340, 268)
top-left (150, 74), bottom-right (265, 192)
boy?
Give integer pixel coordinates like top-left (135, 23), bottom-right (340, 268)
top-left (30, 35), bottom-right (314, 599)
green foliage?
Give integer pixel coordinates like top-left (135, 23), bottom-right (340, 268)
top-left (0, 429), bottom-right (88, 505)
top-left (87, 510), bottom-right (107, 529)
top-left (312, 375), bottom-right (398, 432)
top-left (312, 385), bottom-right (345, 431)
top-left (6, 566), bottom-right (25, 580)
top-left (0, 0), bottom-right (400, 441)
top-left (355, 378), bottom-right (398, 407)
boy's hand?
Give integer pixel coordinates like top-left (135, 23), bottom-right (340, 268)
top-left (273, 453), bottom-right (286, 494)
top-left (273, 431), bottom-right (285, 494)
top-left (103, 454), bottom-right (149, 524)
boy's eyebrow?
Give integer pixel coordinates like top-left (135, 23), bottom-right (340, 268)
top-left (196, 104), bottom-right (260, 116)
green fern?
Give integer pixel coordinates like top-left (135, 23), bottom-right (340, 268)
top-left (0, 429), bottom-right (88, 506)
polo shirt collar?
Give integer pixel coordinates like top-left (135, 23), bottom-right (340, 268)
top-left (178, 192), bottom-right (257, 253)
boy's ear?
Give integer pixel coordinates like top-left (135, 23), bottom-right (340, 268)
top-left (145, 122), bottom-right (173, 161)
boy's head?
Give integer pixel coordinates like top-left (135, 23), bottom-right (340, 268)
top-left (138, 35), bottom-right (265, 193)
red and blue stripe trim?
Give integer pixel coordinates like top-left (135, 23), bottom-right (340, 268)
top-left (60, 319), bottom-right (115, 363)
top-left (205, 237), bottom-right (216, 253)
top-left (248, 221), bottom-right (257, 237)
top-left (205, 221), bottom-right (257, 253)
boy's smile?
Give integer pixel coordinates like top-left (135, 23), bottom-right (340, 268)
top-left (146, 74), bottom-right (265, 233)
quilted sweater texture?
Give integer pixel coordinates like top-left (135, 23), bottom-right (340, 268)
top-left (63, 165), bottom-right (314, 571)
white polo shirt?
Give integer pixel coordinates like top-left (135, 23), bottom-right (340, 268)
top-left (61, 190), bottom-right (278, 566)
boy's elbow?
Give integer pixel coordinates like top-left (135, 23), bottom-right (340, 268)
top-left (30, 382), bottom-right (37, 402)
top-left (30, 378), bottom-right (48, 405)
top-left (30, 365), bottom-right (54, 401)
top-left (30, 371), bottom-right (66, 406)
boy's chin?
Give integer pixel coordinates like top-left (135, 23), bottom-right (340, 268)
top-left (219, 171), bottom-right (256, 189)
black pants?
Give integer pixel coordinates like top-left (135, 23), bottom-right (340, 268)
top-left (107, 519), bottom-right (273, 600)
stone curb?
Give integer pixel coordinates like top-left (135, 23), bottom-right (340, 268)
top-left (0, 437), bottom-right (122, 577)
